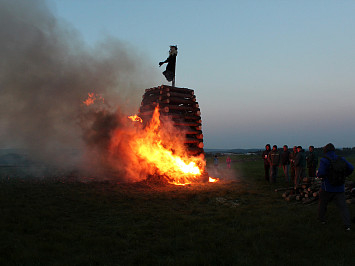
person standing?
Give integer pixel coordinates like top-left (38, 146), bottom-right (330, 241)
top-left (317, 143), bottom-right (353, 231)
top-left (226, 156), bottom-right (231, 169)
top-left (306, 145), bottom-right (318, 178)
top-left (262, 144), bottom-right (271, 182)
top-left (159, 45), bottom-right (178, 85)
top-left (214, 155), bottom-right (219, 168)
top-left (268, 145), bottom-right (280, 183)
top-left (281, 145), bottom-right (290, 182)
top-left (289, 146), bottom-right (298, 185)
top-left (294, 146), bottom-right (306, 188)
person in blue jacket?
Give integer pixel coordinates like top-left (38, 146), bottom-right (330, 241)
top-left (317, 143), bottom-right (354, 231)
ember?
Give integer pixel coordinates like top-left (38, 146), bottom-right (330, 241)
top-left (128, 115), bottom-right (143, 123)
top-left (83, 92), bottom-right (104, 106)
top-left (209, 177), bottom-right (219, 183)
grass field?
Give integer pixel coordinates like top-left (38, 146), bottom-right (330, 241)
top-left (1, 154), bottom-right (354, 265)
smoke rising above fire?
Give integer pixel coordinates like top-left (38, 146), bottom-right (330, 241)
top-left (0, 0), bottom-right (157, 175)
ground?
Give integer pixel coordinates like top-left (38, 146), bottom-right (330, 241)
top-left (0, 154), bottom-right (354, 265)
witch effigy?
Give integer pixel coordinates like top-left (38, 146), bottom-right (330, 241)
top-left (159, 45), bottom-right (177, 86)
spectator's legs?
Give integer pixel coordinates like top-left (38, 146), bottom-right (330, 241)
top-left (334, 192), bottom-right (351, 228)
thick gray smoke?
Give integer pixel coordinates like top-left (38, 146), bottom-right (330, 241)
top-left (0, 0), bottom-right (157, 174)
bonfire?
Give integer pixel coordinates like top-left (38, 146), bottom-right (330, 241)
top-left (83, 86), bottom-right (218, 186)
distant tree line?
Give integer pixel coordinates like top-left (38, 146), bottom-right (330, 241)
top-left (336, 147), bottom-right (355, 156)
top-left (205, 147), bottom-right (355, 158)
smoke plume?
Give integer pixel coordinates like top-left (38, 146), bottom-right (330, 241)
top-left (0, 0), bottom-right (157, 178)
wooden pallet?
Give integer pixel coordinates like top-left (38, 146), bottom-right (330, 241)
top-left (139, 85), bottom-right (205, 158)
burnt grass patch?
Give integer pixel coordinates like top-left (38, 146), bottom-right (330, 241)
top-left (1, 154), bottom-right (355, 265)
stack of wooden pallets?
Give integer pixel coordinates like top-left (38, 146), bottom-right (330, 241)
top-left (139, 85), bottom-right (205, 158)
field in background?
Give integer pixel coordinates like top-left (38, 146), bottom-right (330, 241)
top-left (1, 153), bottom-right (354, 265)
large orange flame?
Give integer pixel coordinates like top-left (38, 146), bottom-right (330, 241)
top-left (83, 94), bottom-right (218, 185)
top-left (127, 107), bottom-right (206, 185)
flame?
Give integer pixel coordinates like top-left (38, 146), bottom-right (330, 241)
top-left (83, 92), bottom-right (104, 106)
top-left (82, 92), bottom-right (216, 185)
top-left (127, 107), bottom-right (205, 185)
top-left (128, 115), bottom-right (143, 123)
top-left (209, 177), bottom-right (219, 183)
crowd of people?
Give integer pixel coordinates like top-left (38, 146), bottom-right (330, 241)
top-left (262, 144), bottom-right (318, 186)
top-left (262, 143), bottom-right (354, 231)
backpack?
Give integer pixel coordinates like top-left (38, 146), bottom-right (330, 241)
top-left (323, 155), bottom-right (349, 186)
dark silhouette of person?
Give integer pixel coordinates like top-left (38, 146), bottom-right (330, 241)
top-left (306, 145), bottom-right (318, 178)
top-left (317, 143), bottom-right (353, 231)
top-left (159, 45), bottom-right (177, 82)
top-left (262, 144), bottom-right (271, 181)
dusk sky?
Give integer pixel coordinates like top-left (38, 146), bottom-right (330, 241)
top-left (49, 1), bottom-right (355, 149)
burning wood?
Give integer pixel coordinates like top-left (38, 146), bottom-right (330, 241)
top-left (81, 85), bottom-right (214, 185)
top-left (128, 115), bottom-right (143, 123)
top-left (172, 121), bottom-right (200, 127)
top-left (139, 85), bottom-right (205, 159)
top-left (126, 85), bottom-right (212, 185)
